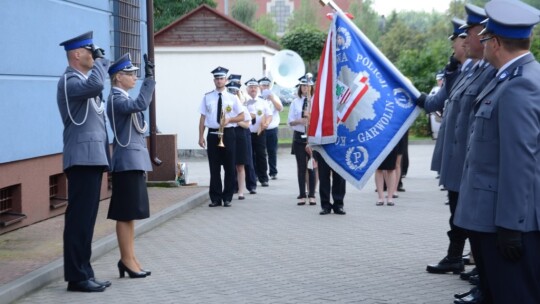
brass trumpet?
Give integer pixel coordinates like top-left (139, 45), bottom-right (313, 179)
top-left (218, 110), bottom-right (225, 147)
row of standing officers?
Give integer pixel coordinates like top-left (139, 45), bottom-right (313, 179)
top-left (417, 1), bottom-right (540, 303)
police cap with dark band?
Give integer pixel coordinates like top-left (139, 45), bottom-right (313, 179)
top-left (245, 78), bottom-right (259, 86)
top-left (296, 75), bottom-right (314, 87)
top-left (480, 0), bottom-right (540, 39)
top-left (258, 77), bottom-right (272, 86)
top-left (449, 17), bottom-right (466, 40)
top-left (228, 74), bottom-right (242, 83)
top-left (211, 66), bottom-right (229, 78)
top-left (59, 31), bottom-right (94, 51)
top-left (226, 81), bottom-right (241, 92)
top-left (108, 53), bottom-right (139, 76)
top-left (460, 3), bottom-right (487, 29)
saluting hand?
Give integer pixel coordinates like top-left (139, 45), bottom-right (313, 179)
top-left (143, 54), bottom-right (155, 78)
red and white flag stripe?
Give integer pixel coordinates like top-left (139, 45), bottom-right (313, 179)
top-left (308, 27), bottom-right (336, 145)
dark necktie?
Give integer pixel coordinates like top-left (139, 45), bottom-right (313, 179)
top-left (301, 97), bottom-right (307, 118)
top-left (217, 93), bottom-right (222, 124)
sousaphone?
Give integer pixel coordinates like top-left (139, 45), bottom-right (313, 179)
top-left (268, 50), bottom-right (306, 88)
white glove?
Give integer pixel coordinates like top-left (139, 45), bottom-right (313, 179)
top-left (261, 89), bottom-right (272, 99)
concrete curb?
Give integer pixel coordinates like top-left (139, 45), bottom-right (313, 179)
top-left (0, 191), bottom-right (208, 304)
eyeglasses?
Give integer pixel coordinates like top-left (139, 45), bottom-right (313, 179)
top-left (480, 36), bottom-right (495, 44)
top-left (119, 71), bottom-right (137, 77)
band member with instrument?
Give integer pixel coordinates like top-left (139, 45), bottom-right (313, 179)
top-left (57, 31), bottom-right (111, 292)
top-left (288, 75), bottom-right (316, 206)
top-left (199, 66), bottom-right (245, 207)
top-left (245, 78), bottom-right (272, 187)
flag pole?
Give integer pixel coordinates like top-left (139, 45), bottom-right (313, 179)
top-left (319, 0), bottom-right (344, 13)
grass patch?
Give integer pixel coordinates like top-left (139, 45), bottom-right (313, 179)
top-left (278, 137), bottom-right (292, 144)
top-left (279, 105), bottom-right (290, 126)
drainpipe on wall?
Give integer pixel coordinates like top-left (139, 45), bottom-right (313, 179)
top-left (146, 0), bottom-right (162, 166)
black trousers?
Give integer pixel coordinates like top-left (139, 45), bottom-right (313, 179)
top-left (207, 128), bottom-right (236, 203)
top-left (469, 231), bottom-right (540, 304)
top-left (64, 165), bottom-right (104, 282)
top-left (447, 190), bottom-right (468, 258)
top-left (244, 128), bottom-right (257, 191)
top-left (251, 131), bottom-right (269, 183)
top-left (314, 151), bottom-right (346, 211)
top-left (293, 132), bottom-right (315, 198)
top-left (265, 127), bottom-right (278, 177)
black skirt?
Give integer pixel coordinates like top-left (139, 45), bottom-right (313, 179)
top-left (235, 126), bottom-right (249, 165)
top-left (108, 171), bottom-right (150, 221)
top-left (378, 146), bottom-right (398, 170)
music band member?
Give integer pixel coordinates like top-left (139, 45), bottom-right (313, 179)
top-left (198, 66), bottom-right (245, 207)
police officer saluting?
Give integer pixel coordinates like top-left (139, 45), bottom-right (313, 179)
top-left (454, 1), bottom-right (540, 303)
top-left (57, 31), bottom-right (111, 292)
top-left (199, 67), bottom-right (245, 207)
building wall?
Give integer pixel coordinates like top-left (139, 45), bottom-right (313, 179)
top-left (0, 0), bottom-right (149, 232)
top-left (0, 153), bottom-right (111, 234)
top-left (0, 0), bottom-right (112, 164)
top-left (154, 45), bottom-right (278, 150)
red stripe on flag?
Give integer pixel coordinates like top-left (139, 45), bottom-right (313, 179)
top-left (308, 31), bottom-right (334, 137)
top-left (321, 39), bottom-right (334, 137)
top-left (309, 30), bottom-right (331, 137)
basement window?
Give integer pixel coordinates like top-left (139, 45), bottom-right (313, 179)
top-left (49, 174), bottom-right (68, 209)
top-left (0, 185), bottom-right (26, 227)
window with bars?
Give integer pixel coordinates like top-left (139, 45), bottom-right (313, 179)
top-left (0, 187), bottom-right (13, 214)
top-left (269, 0), bottom-right (293, 36)
top-left (0, 185), bottom-right (25, 228)
top-left (112, 0), bottom-right (142, 76)
top-left (49, 174), bottom-right (68, 209)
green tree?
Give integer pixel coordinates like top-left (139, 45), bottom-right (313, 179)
top-left (231, 0), bottom-right (257, 27)
top-left (254, 14), bottom-right (279, 42)
top-left (154, 0), bottom-right (216, 32)
top-left (286, 0), bottom-right (319, 31)
top-left (348, 0), bottom-right (381, 43)
top-left (397, 39), bottom-right (449, 93)
top-left (280, 26), bottom-right (326, 73)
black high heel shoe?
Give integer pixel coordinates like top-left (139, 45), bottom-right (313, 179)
top-left (140, 268), bottom-right (151, 276)
top-left (118, 260), bottom-right (147, 278)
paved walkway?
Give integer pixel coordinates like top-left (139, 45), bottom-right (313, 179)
top-left (4, 144), bottom-right (474, 304)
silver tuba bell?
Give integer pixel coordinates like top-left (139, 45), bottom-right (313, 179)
top-left (268, 50), bottom-right (306, 89)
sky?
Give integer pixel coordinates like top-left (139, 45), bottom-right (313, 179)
top-left (371, 0), bottom-right (452, 16)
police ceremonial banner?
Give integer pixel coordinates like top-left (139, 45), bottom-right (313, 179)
top-left (308, 11), bottom-right (421, 190)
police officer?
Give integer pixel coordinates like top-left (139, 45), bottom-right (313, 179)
top-left (106, 53), bottom-right (156, 279)
top-left (313, 151), bottom-right (346, 215)
top-left (258, 77), bottom-right (283, 180)
top-left (198, 67), bottom-right (245, 207)
top-left (418, 4), bottom-right (495, 277)
top-left (455, 1), bottom-right (540, 303)
top-left (57, 31), bottom-right (111, 292)
top-left (245, 78), bottom-right (272, 187)
top-left (428, 17), bottom-right (472, 187)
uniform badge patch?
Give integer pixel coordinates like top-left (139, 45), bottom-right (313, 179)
top-left (510, 66), bottom-right (523, 80)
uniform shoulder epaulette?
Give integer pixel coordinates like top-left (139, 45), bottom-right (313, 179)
top-left (204, 90), bottom-right (214, 95)
top-left (509, 66), bottom-right (523, 80)
top-left (66, 72), bottom-right (84, 80)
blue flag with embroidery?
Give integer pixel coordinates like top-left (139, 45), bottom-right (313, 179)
top-left (309, 11), bottom-right (421, 190)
